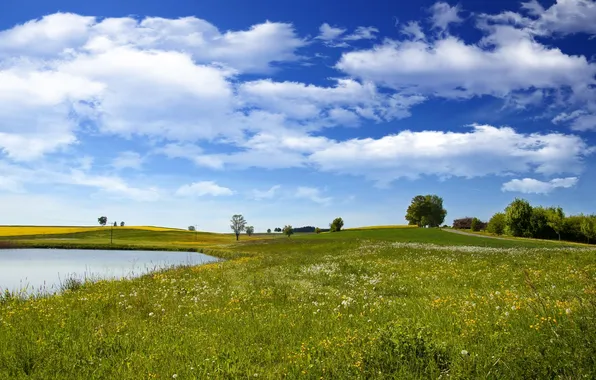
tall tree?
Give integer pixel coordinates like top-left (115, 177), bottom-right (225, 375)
top-left (267, 228), bottom-right (271, 234)
top-left (246, 226), bottom-right (254, 236)
top-left (405, 195), bottom-right (447, 227)
top-left (546, 206), bottom-right (565, 241)
top-left (504, 198), bottom-right (533, 237)
top-left (113, 221), bottom-right (117, 227)
top-left (329, 217), bottom-right (344, 232)
top-left (98, 216), bottom-right (107, 226)
top-left (283, 225), bottom-right (294, 238)
top-left (230, 214), bottom-right (247, 241)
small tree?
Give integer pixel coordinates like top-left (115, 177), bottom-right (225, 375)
top-left (470, 217), bottom-right (481, 232)
top-left (246, 226), bottom-right (254, 236)
top-left (267, 228), bottom-right (271, 234)
top-left (230, 214), bottom-right (247, 241)
top-left (188, 225), bottom-right (196, 231)
top-left (120, 221), bottom-right (125, 227)
top-left (329, 217), bottom-right (344, 232)
top-left (487, 212), bottom-right (506, 235)
top-left (315, 227), bottom-right (321, 234)
top-left (546, 206), bottom-right (565, 241)
top-left (113, 221), bottom-right (117, 227)
top-left (98, 216), bottom-right (107, 226)
top-left (283, 225), bottom-right (294, 238)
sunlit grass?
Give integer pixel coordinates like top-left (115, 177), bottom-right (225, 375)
top-left (344, 224), bottom-right (418, 230)
top-left (1, 228), bottom-right (594, 378)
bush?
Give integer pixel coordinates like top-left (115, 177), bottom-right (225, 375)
top-left (487, 213), bottom-right (506, 235)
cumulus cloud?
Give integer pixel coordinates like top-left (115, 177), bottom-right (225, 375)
top-left (521, 0), bottom-right (596, 36)
top-left (336, 26), bottom-right (596, 100)
top-left (308, 124), bottom-right (593, 186)
top-left (176, 181), bottom-right (234, 197)
top-left (501, 177), bottom-right (579, 194)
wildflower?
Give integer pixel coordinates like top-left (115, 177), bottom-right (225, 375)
top-left (149, 312), bottom-right (154, 317)
top-left (565, 308), bottom-right (571, 314)
top-left (172, 375), bottom-right (178, 379)
top-left (461, 350), bottom-right (469, 356)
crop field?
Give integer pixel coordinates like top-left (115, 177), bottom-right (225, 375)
top-left (0, 225), bottom-right (187, 237)
top-left (1, 228), bottom-right (595, 379)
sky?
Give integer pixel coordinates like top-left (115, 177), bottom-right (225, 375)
top-left (0, 0), bottom-right (595, 232)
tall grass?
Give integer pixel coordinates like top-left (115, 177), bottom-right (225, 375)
top-left (1, 234), bottom-right (595, 378)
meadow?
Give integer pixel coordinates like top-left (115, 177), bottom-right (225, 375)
top-left (0, 227), bottom-right (595, 379)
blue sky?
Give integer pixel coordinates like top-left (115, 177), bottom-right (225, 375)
top-left (0, 0), bottom-right (595, 232)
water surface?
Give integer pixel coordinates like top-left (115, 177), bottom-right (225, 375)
top-left (0, 248), bottom-right (219, 295)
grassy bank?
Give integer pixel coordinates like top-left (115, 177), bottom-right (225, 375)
top-left (1, 228), bottom-right (595, 378)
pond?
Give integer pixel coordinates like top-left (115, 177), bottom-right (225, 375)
top-left (0, 248), bottom-right (219, 295)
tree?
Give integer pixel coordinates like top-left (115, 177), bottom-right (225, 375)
top-left (98, 216), bottom-right (107, 226)
top-left (113, 221), bottom-right (118, 227)
top-left (470, 217), bottom-right (481, 232)
top-left (546, 206), bottom-right (565, 241)
top-left (580, 215), bottom-right (596, 244)
top-left (405, 195), bottom-right (447, 227)
top-left (120, 221), bottom-right (125, 227)
top-left (188, 225), bottom-right (196, 231)
top-left (487, 212), bottom-right (506, 235)
top-left (504, 198), bottom-right (533, 237)
top-left (230, 214), bottom-right (247, 241)
top-left (283, 225), bottom-right (294, 238)
top-left (275, 227), bottom-right (282, 233)
top-left (267, 228), bottom-right (271, 234)
top-left (246, 226), bottom-right (254, 236)
top-left (315, 227), bottom-right (321, 234)
top-left (329, 217), bottom-right (344, 232)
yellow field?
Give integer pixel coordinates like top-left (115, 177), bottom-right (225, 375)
top-left (0, 225), bottom-right (187, 237)
top-left (344, 224), bottom-right (418, 231)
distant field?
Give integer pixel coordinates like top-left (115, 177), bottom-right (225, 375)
top-left (344, 224), bottom-right (417, 231)
top-left (0, 225), bottom-right (187, 237)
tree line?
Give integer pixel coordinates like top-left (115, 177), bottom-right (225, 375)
top-left (98, 216), bottom-right (125, 227)
top-left (228, 216), bottom-right (345, 240)
top-left (454, 198), bottom-right (596, 244)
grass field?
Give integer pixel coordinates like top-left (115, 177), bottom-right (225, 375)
top-left (1, 227), bottom-right (595, 378)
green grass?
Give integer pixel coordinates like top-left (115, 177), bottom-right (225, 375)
top-left (1, 228), bottom-right (595, 378)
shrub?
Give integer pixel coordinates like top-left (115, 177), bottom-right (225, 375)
top-left (487, 213), bottom-right (506, 235)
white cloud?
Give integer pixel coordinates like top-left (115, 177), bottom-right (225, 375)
top-left (401, 21), bottom-right (426, 41)
top-left (0, 13), bottom-right (306, 73)
top-left (344, 26), bottom-right (379, 41)
top-left (316, 23), bottom-right (346, 41)
top-left (521, 0), bottom-right (596, 36)
top-left (501, 177), bottom-right (579, 194)
top-left (336, 25), bottom-right (596, 100)
top-left (552, 110), bottom-right (596, 131)
top-left (295, 187), bottom-right (332, 204)
top-left (429, 2), bottom-right (464, 33)
top-left (175, 181), bottom-right (234, 197)
top-left (238, 78), bottom-right (425, 123)
top-left (251, 185), bottom-right (281, 200)
top-left (112, 151), bottom-right (144, 170)
top-left (308, 124), bottom-right (593, 186)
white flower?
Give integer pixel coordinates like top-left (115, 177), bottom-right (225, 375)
top-left (172, 375), bottom-right (178, 379)
top-left (149, 312), bottom-right (154, 317)
top-left (565, 308), bottom-right (571, 314)
top-left (461, 350), bottom-right (469, 356)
